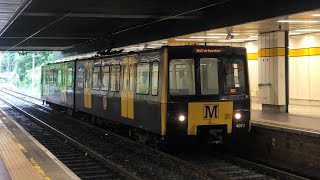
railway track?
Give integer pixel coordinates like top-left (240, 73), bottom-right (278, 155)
top-left (0, 91), bottom-right (138, 180)
top-left (178, 151), bottom-right (309, 180)
top-left (0, 89), bottom-right (222, 179)
top-left (0, 88), bottom-right (310, 180)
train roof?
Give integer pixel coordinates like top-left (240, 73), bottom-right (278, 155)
top-left (43, 45), bottom-right (246, 66)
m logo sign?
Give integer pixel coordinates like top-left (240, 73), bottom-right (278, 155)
top-left (203, 104), bottom-right (219, 119)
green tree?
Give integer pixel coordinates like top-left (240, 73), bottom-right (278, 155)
top-left (0, 51), bottom-right (54, 95)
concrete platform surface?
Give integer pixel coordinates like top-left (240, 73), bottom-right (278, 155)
top-left (0, 155), bottom-right (11, 180)
top-left (252, 110), bottom-right (320, 135)
top-left (0, 108), bottom-right (80, 180)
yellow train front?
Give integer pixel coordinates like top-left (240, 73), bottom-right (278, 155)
top-left (164, 46), bottom-right (250, 144)
top-left (41, 45), bottom-right (250, 145)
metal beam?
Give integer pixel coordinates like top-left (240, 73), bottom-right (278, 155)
top-left (5, 12), bottom-right (73, 51)
top-left (0, 0), bottom-right (32, 36)
top-left (0, 46), bottom-right (67, 51)
top-left (22, 12), bottom-right (197, 20)
top-left (0, 36), bottom-right (93, 40)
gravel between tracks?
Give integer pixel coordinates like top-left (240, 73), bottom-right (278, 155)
top-left (0, 92), bottom-right (225, 180)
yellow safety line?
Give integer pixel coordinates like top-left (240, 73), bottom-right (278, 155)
top-left (16, 143), bottom-right (27, 153)
top-left (29, 158), bottom-right (51, 180)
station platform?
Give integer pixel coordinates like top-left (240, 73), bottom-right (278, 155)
top-left (0, 106), bottom-right (79, 180)
top-left (251, 110), bottom-right (320, 135)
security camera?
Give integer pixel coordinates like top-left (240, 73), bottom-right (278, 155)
top-left (226, 33), bottom-right (234, 40)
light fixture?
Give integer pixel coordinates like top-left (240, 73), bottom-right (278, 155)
top-left (289, 32), bottom-right (302, 35)
top-left (178, 115), bottom-right (186, 122)
top-left (312, 14), bottom-right (320, 16)
top-left (295, 29), bottom-right (320, 32)
top-left (218, 40), bottom-right (245, 43)
top-left (174, 38), bottom-right (204, 41)
top-left (277, 20), bottom-right (319, 23)
top-left (234, 113), bottom-right (241, 120)
top-left (149, 43), bottom-right (165, 46)
top-left (189, 36), bottom-right (221, 39)
top-left (207, 33), bottom-right (240, 36)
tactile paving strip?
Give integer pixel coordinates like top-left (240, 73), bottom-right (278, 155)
top-left (0, 117), bottom-right (42, 180)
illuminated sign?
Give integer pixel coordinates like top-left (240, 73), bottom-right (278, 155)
top-left (194, 48), bottom-right (222, 53)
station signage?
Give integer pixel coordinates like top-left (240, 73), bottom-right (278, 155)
top-left (194, 48), bottom-right (222, 53)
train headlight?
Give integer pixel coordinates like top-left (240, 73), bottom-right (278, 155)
top-left (234, 113), bottom-right (241, 120)
top-left (178, 115), bottom-right (186, 122)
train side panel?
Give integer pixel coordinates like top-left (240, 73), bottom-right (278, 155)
top-left (75, 60), bottom-right (94, 114)
top-left (73, 51), bottom-right (164, 135)
top-left (41, 62), bottom-right (75, 109)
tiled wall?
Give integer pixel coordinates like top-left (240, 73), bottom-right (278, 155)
top-left (246, 33), bottom-right (320, 106)
top-left (289, 33), bottom-right (320, 104)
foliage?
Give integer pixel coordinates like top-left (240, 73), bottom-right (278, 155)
top-left (0, 51), bottom-right (54, 95)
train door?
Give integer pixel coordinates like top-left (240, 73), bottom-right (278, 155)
top-left (121, 57), bottom-right (134, 119)
top-left (84, 61), bottom-right (93, 109)
top-left (41, 65), bottom-right (49, 98)
top-left (61, 63), bottom-right (67, 104)
top-left (128, 57), bottom-right (135, 119)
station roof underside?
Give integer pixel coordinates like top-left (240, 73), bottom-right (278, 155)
top-left (1, 0), bottom-right (320, 53)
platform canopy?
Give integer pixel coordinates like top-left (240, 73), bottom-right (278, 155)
top-left (1, 0), bottom-right (320, 53)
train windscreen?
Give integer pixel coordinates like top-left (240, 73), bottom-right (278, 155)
top-left (200, 58), bottom-right (219, 95)
top-left (169, 59), bottom-right (195, 95)
top-left (224, 59), bottom-right (246, 95)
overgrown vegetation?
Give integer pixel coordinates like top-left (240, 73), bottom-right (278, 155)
top-left (0, 52), bottom-right (54, 96)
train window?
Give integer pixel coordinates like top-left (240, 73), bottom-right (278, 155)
top-left (136, 63), bottom-right (150, 95)
top-left (49, 70), bottom-right (53, 82)
top-left (93, 66), bottom-right (100, 89)
top-left (67, 68), bottom-right (73, 87)
top-left (49, 69), bottom-right (55, 83)
top-left (200, 58), bottom-right (219, 95)
top-left (111, 65), bottom-right (120, 91)
top-left (129, 64), bottom-right (134, 92)
top-left (57, 69), bottom-right (62, 86)
top-left (151, 62), bottom-right (159, 95)
top-left (224, 59), bottom-right (246, 94)
top-left (169, 59), bottom-right (195, 95)
top-left (52, 69), bottom-right (58, 84)
top-left (46, 71), bottom-right (50, 84)
top-left (77, 67), bottom-right (84, 90)
top-left (101, 66), bottom-right (110, 91)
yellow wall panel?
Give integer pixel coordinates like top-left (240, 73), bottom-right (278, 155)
top-left (247, 53), bottom-right (258, 60)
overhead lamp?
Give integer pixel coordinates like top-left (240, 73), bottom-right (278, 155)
top-left (295, 29), bottom-right (320, 32)
top-left (312, 14), bottom-right (320, 16)
top-left (174, 38), bottom-right (204, 41)
top-left (149, 43), bottom-right (165, 46)
top-left (218, 40), bottom-right (245, 43)
top-left (289, 32), bottom-right (302, 35)
top-left (207, 33), bottom-right (239, 36)
top-left (189, 36), bottom-right (221, 39)
top-left (277, 20), bottom-right (319, 23)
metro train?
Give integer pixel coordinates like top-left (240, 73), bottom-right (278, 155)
top-left (41, 45), bottom-right (251, 145)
